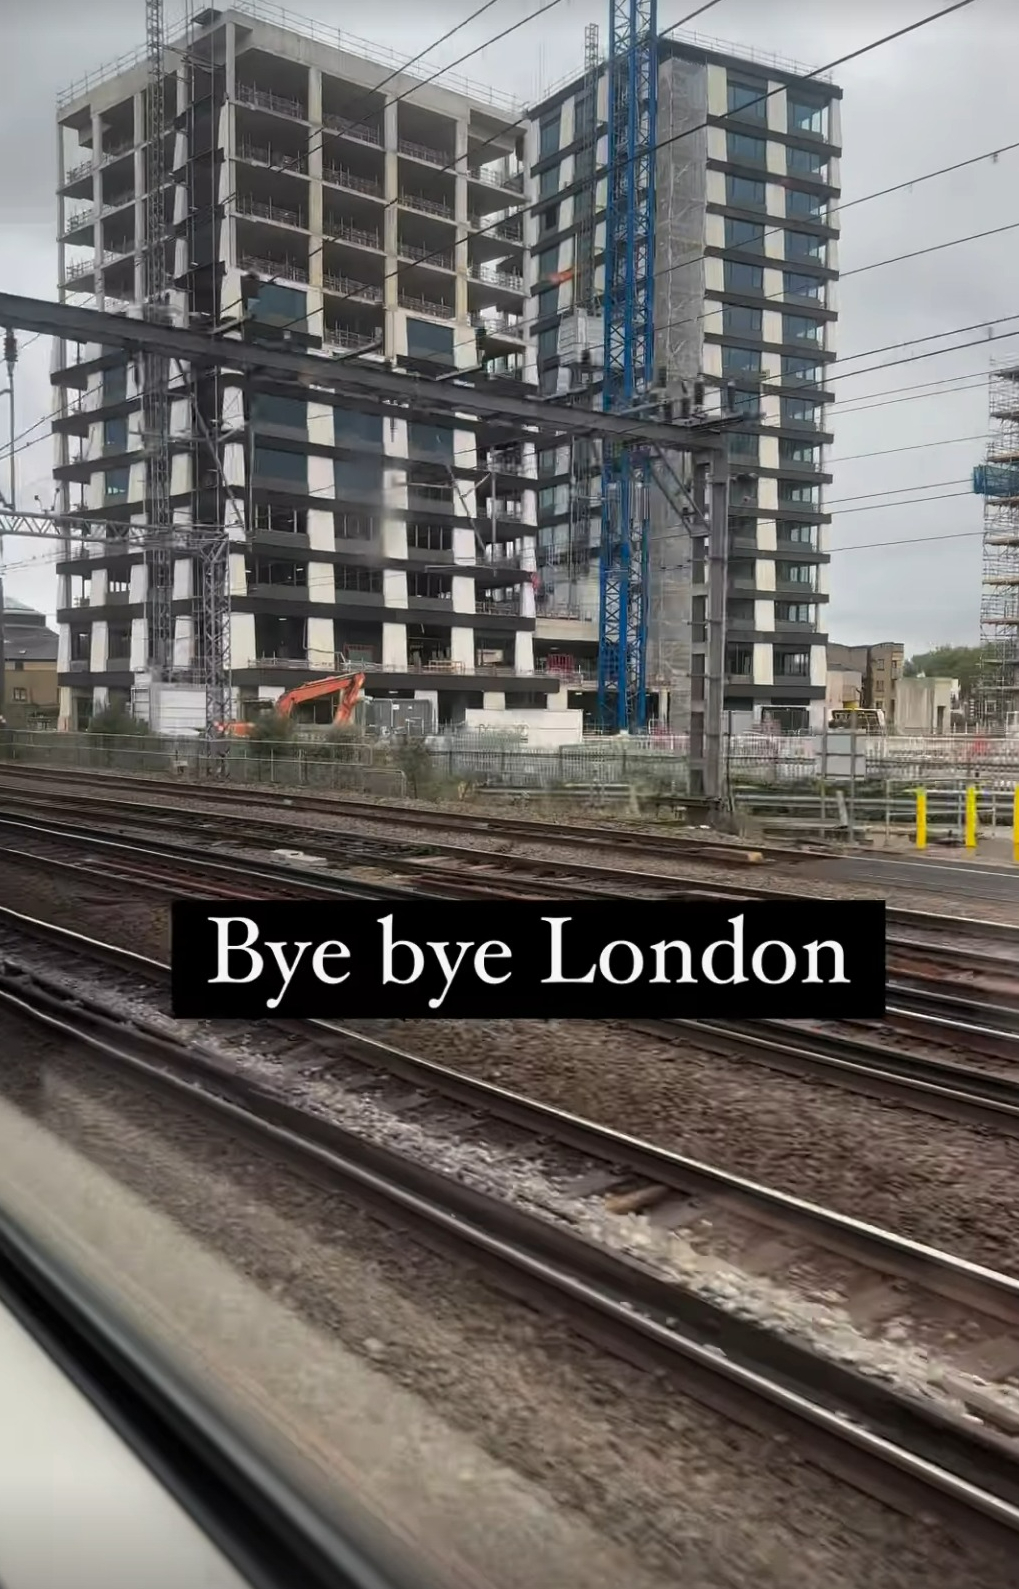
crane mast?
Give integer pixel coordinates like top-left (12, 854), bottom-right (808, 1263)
top-left (597, 0), bottom-right (657, 733)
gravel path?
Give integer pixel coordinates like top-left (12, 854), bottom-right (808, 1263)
top-left (2, 1015), bottom-right (1014, 1589)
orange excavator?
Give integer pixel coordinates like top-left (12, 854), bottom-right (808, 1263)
top-left (216, 671), bottom-right (366, 738)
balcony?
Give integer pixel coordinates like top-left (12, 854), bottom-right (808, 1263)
top-left (399, 191), bottom-right (454, 221)
top-left (398, 239), bottom-right (454, 271)
top-left (238, 141), bottom-right (309, 175)
top-left (473, 264), bottom-right (524, 292)
top-left (323, 326), bottom-right (377, 351)
top-left (240, 251), bottom-right (309, 284)
top-left (326, 218), bottom-right (382, 253)
top-left (323, 273), bottom-right (383, 304)
top-left (62, 158), bottom-right (93, 187)
top-left (468, 166), bottom-right (524, 193)
top-left (323, 113), bottom-right (383, 148)
top-left (397, 291), bottom-right (454, 319)
top-left (99, 139), bottom-right (134, 168)
top-left (236, 194), bottom-right (307, 230)
top-left (323, 164), bottom-right (381, 198)
top-left (236, 83), bottom-right (306, 121)
top-left (398, 137), bottom-right (449, 168)
top-left (62, 206), bottom-right (95, 238)
top-left (468, 214), bottom-right (523, 244)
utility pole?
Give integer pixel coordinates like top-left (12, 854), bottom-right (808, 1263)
top-left (0, 328), bottom-right (17, 717)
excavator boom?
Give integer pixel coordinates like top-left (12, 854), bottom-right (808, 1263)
top-left (217, 672), bottom-right (365, 737)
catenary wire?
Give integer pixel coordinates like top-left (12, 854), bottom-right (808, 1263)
top-left (255, 1), bottom-right (974, 335)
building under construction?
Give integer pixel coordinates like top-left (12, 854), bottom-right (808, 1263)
top-left (973, 364), bottom-right (1019, 731)
top-left (51, 3), bottom-right (842, 738)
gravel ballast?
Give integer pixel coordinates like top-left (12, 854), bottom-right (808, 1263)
top-left (2, 1016), bottom-right (1016, 1589)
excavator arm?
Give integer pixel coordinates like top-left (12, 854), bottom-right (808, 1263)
top-left (217, 672), bottom-right (366, 737)
top-left (276, 672), bottom-right (366, 722)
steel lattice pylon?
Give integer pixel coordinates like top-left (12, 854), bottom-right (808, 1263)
top-left (597, 0), bottom-right (657, 732)
top-left (974, 364), bottom-right (1019, 731)
top-left (143, 0), bottom-right (174, 676)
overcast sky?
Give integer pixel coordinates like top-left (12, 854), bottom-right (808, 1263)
top-left (2, 0), bottom-right (1016, 654)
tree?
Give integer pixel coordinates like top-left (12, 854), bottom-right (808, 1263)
top-left (904, 645), bottom-right (983, 697)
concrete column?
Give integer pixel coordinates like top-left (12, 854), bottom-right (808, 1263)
top-left (384, 100), bottom-right (399, 307)
top-left (451, 626), bottom-right (473, 670)
top-left (133, 91), bottom-right (146, 303)
top-left (382, 621), bottom-right (407, 668)
top-left (307, 614), bottom-right (334, 669)
top-left (454, 118), bottom-right (469, 323)
top-left (308, 66), bottom-right (323, 292)
top-left (514, 631), bottom-right (534, 673)
top-left (92, 111), bottom-right (105, 309)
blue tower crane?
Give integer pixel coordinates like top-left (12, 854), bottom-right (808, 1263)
top-left (597, 0), bottom-right (658, 732)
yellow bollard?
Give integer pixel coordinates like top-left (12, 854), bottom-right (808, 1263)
top-left (916, 789), bottom-right (927, 851)
top-left (1014, 787), bottom-right (1019, 865)
top-left (965, 784), bottom-right (978, 850)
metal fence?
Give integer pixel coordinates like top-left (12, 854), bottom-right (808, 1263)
top-left (0, 731), bottom-right (408, 798)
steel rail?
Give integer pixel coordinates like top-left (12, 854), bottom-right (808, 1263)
top-left (5, 955), bottom-right (1019, 1547)
top-left (659, 1016), bottom-right (1019, 1137)
top-left (4, 901), bottom-right (1019, 1330)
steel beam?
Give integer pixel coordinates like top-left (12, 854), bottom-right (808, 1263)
top-left (0, 294), bottom-right (725, 452)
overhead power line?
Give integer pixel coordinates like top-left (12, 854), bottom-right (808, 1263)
top-left (257, 0), bottom-right (976, 335)
top-left (831, 433), bottom-right (988, 464)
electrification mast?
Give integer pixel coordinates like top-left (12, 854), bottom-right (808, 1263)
top-left (597, 0), bottom-right (657, 732)
top-left (143, 0), bottom-right (175, 678)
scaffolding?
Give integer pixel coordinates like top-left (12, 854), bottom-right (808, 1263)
top-left (142, 0), bottom-right (175, 675)
top-left (974, 364), bottom-right (1019, 730)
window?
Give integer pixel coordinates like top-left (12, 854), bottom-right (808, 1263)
top-left (251, 393), bottom-right (307, 431)
top-left (539, 164), bottom-right (560, 199)
top-left (335, 511), bottom-right (375, 540)
top-left (788, 146), bottom-right (827, 177)
top-left (727, 599), bottom-right (755, 624)
top-left (729, 387), bottom-right (760, 415)
top-left (406, 318), bottom-right (454, 366)
top-left (538, 326), bottom-right (558, 362)
top-left (540, 204), bottom-right (559, 234)
top-left (784, 271), bottom-right (824, 302)
top-left (536, 248), bottom-right (559, 280)
top-left (725, 218), bottom-right (765, 250)
top-left (334, 410), bottom-right (383, 448)
top-left (11, 687), bottom-right (27, 703)
top-left (722, 304), bottom-right (762, 336)
top-left (104, 467), bottom-right (129, 499)
top-left (336, 564), bottom-right (382, 594)
top-left (727, 132), bottom-right (766, 165)
top-left (729, 515), bottom-right (757, 541)
top-left (781, 397), bottom-right (822, 426)
top-left (783, 563), bottom-right (817, 586)
top-left (408, 571), bottom-right (452, 601)
top-left (726, 174), bottom-right (765, 209)
top-left (103, 415), bottom-right (127, 452)
top-left (730, 429), bottom-right (759, 457)
top-left (786, 230), bottom-right (825, 262)
top-left (727, 78), bottom-right (767, 120)
top-left (408, 522), bottom-right (452, 552)
top-left (250, 282), bottom-right (307, 328)
top-left (775, 649), bottom-right (811, 675)
top-left (253, 446), bottom-right (307, 486)
top-left (723, 259), bottom-right (763, 291)
top-left (722, 345), bottom-right (761, 374)
top-left (787, 187), bottom-right (825, 219)
top-left (408, 422), bottom-right (453, 459)
top-left (334, 456), bottom-right (382, 496)
top-left (782, 356), bottom-right (824, 385)
top-left (729, 559), bottom-right (757, 585)
top-left (788, 100), bottom-right (828, 137)
top-left (102, 363), bottom-right (128, 405)
top-left (245, 558), bottom-right (308, 588)
top-left (779, 481), bottom-right (820, 505)
top-left (784, 314), bottom-right (822, 344)
top-left (777, 520), bottom-right (818, 547)
top-left (539, 113), bottom-right (561, 159)
top-left (779, 438), bottom-right (821, 465)
top-left (252, 503), bottom-right (307, 535)
top-left (538, 448), bottom-right (559, 476)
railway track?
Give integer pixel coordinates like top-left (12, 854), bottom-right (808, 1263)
top-left (6, 912), bottom-right (1019, 1547)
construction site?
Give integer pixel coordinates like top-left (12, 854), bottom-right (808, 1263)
top-left (0, 0), bottom-right (841, 782)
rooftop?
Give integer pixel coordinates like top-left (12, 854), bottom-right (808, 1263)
top-left (58, 1), bottom-right (523, 115)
